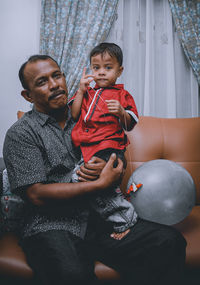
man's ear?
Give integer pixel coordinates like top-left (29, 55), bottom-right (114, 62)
top-left (21, 90), bottom-right (33, 103)
top-left (118, 66), bottom-right (124, 77)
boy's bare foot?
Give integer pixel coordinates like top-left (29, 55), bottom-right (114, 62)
top-left (110, 229), bottom-right (130, 240)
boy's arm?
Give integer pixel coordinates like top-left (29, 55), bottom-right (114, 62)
top-left (71, 67), bottom-right (94, 121)
top-left (105, 100), bottom-right (134, 131)
top-left (118, 109), bottom-right (133, 131)
top-left (71, 89), bottom-right (84, 120)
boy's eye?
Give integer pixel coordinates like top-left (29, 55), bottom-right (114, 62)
top-left (105, 66), bottom-right (112, 70)
top-left (93, 66), bottom-right (99, 70)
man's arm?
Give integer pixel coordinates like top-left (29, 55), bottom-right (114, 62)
top-left (26, 154), bottom-right (123, 206)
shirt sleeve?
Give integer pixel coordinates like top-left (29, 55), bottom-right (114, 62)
top-left (120, 90), bottom-right (139, 128)
top-left (3, 125), bottom-right (47, 195)
top-left (68, 88), bottom-right (89, 108)
top-left (68, 93), bottom-right (76, 107)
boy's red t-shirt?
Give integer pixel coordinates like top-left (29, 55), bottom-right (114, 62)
top-left (69, 84), bottom-right (138, 162)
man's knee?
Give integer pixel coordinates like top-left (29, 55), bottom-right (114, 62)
top-left (166, 226), bottom-right (186, 246)
top-left (158, 226), bottom-right (187, 256)
top-left (53, 263), bottom-right (94, 284)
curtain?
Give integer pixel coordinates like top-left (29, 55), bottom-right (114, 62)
top-left (168, 0), bottom-right (200, 85)
top-left (107, 0), bottom-right (199, 118)
top-left (40, 0), bottom-right (119, 98)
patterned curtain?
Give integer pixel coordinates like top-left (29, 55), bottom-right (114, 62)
top-left (40, 0), bottom-right (119, 97)
top-left (168, 0), bottom-right (200, 85)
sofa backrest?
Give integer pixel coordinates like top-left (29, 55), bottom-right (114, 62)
top-left (121, 116), bottom-right (200, 205)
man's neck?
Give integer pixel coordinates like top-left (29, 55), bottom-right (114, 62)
top-left (49, 107), bottom-right (68, 129)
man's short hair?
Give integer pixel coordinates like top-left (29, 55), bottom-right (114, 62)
top-left (89, 42), bottom-right (123, 66)
top-left (18, 55), bottom-right (59, 90)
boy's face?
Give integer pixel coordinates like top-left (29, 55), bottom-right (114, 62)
top-left (90, 52), bottom-right (123, 88)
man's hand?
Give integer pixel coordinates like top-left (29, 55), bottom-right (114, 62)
top-left (77, 156), bottom-right (106, 182)
top-left (98, 153), bottom-right (124, 189)
top-left (77, 154), bottom-right (124, 188)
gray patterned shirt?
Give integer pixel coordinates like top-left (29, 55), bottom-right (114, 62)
top-left (3, 107), bottom-right (89, 239)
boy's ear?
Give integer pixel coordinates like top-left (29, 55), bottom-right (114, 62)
top-left (118, 66), bottom-right (124, 77)
top-left (21, 90), bottom-right (33, 103)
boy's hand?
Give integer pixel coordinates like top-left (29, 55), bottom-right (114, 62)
top-left (78, 67), bottom-right (94, 94)
top-left (105, 99), bottom-right (131, 130)
top-left (105, 99), bottom-right (126, 119)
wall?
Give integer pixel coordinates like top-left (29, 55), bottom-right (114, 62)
top-left (0, 0), bottom-right (41, 156)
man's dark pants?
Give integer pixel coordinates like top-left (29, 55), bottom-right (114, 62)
top-left (20, 218), bottom-right (186, 285)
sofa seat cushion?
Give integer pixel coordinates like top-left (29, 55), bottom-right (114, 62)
top-left (174, 206), bottom-right (200, 267)
top-left (0, 233), bottom-right (33, 279)
top-left (95, 261), bottom-right (120, 281)
top-left (0, 208), bottom-right (200, 279)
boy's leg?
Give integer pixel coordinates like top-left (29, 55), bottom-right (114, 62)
top-left (71, 158), bottom-right (84, 182)
top-left (94, 218), bottom-right (186, 285)
top-left (20, 230), bottom-right (98, 285)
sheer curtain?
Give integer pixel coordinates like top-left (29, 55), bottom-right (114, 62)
top-left (107, 0), bottom-right (199, 118)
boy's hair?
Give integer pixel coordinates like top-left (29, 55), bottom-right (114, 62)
top-left (90, 42), bottom-right (123, 66)
top-left (19, 54), bottom-right (59, 90)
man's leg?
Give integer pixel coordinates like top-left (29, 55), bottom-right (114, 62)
top-left (94, 218), bottom-right (186, 285)
top-left (20, 230), bottom-right (98, 285)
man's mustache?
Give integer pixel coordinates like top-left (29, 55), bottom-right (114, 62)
top-left (48, 90), bottom-right (66, 101)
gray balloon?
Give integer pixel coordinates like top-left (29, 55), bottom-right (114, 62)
top-left (127, 159), bottom-right (196, 225)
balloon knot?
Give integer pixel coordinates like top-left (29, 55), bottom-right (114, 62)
top-left (127, 182), bottom-right (143, 194)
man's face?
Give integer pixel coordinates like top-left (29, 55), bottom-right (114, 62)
top-left (22, 59), bottom-right (68, 114)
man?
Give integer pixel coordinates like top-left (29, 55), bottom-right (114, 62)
top-left (3, 55), bottom-right (186, 285)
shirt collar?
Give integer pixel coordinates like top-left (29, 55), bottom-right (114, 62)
top-left (32, 105), bottom-right (70, 127)
top-left (93, 84), bottom-right (124, 90)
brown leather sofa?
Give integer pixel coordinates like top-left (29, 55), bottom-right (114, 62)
top-left (0, 116), bottom-right (200, 284)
